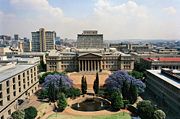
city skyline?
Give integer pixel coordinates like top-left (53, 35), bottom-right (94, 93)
top-left (0, 0), bottom-right (180, 40)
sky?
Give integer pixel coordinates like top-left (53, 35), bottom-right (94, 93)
top-left (0, 0), bottom-right (180, 40)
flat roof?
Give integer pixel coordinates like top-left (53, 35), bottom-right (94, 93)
top-left (144, 57), bottom-right (180, 62)
top-left (147, 70), bottom-right (180, 89)
top-left (0, 64), bottom-right (35, 82)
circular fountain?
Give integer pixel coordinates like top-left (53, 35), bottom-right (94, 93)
top-left (71, 98), bottom-right (110, 111)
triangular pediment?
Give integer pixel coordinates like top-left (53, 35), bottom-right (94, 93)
top-left (78, 53), bottom-right (102, 58)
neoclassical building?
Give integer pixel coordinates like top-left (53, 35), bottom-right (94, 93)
top-left (46, 48), bottom-right (134, 72)
top-left (46, 30), bottom-right (134, 72)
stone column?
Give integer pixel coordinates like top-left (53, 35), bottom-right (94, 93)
top-left (91, 60), bottom-right (93, 71)
top-left (85, 60), bottom-right (87, 71)
top-left (94, 61), bottom-right (95, 71)
top-left (87, 60), bottom-right (90, 71)
top-left (82, 60), bottom-right (84, 71)
top-left (79, 60), bottom-right (80, 71)
top-left (97, 60), bottom-right (99, 71)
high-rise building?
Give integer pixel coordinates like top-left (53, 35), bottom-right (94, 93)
top-left (14, 34), bottom-right (19, 41)
top-left (23, 38), bottom-right (32, 52)
top-left (77, 30), bottom-right (104, 49)
top-left (32, 28), bottom-right (56, 52)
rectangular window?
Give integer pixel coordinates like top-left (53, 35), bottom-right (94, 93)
top-left (8, 109), bottom-right (11, 115)
top-left (6, 80), bottom-right (9, 87)
top-left (13, 84), bottom-right (16, 90)
top-left (23, 79), bottom-right (25, 83)
top-left (13, 91), bottom-right (16, 97)
top-left (7, 88), bottom-right (10, 94)
top-left (23, 85), bottom-right (26, 89)
top-left (23, 73), bottom-right (25, 77)
top-left (0, 92), bottom-right (2, 98)
top-left (7, 95), bottom-right (10, 101)
top-left (19, 88), bottom-right (21, 93)
top-left (13, 78), bottom-right (15, 83)
top-left (18, 81), bottom-right (21, 86)
top-left (0, 100), bottom-right (3, 106)
top-left (18, 75), bottom-right (20, 80)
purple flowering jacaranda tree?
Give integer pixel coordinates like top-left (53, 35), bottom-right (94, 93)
top-left (105, 70), bottom-right (146, 94)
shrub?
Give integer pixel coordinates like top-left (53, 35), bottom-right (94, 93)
top-left (57, 93), bottom-right (67, 111)
top-left (137, 100), bottom-right (155, 119)
top-left (11, 110), bottom-right (25, 119)
top-left (110, 92), bottom-right (124, 111)
top-left (65, 87), bottom-right (81, 98)
top-left (24, 106), bottom-right (38, 119)
top-left (153, 110), bottom-right (166, 119)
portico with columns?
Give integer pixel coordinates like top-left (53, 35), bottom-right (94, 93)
top-left (78, 53), bottom-right (102, 72)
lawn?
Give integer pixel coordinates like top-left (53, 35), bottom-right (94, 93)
top-left (47, 112), bottom-right (131, 119)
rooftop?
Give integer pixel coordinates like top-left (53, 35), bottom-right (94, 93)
top-left (144, 57), bottom-right (180, 62)
top-left (147, 70), bottom-right (180, 89)
top-left (0, 64), bottom-right (36, 82)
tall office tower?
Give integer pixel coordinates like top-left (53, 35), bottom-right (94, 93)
top-left (32, 28), bottom-right (56, 52)
top-left (77, 30), bottom-right (104, 49)
top-left (23, 38), bottom-right (32, 52)
top-left (14, 34), bottom-right (19, 41)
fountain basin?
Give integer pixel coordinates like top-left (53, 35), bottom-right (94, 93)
top-left (71, 98), bottom-right (110, 111)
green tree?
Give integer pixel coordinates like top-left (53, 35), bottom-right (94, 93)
top-left (47, 82), bottom-right (57, 102)
top-left (39, 71), bottom-right (65, 84)
top-left (121, 80), bottom-right (130, 100)
top-left (81, 76), bottom-right (87, 95)
top-left (111, 92), bottom-right (124, 111)
top-left (153, 110), bottom-right (166, 119)
top-left (57, 93), bottom-right (67, 111)
top-left (11, 110), bottom-right (25, 119)
top-left (128, 70), bottom-right (144, 79)
top-left (37, 89), bottom-right (48, 99)
top-left (128, 82), bottom-right (138, 104)
top-left (137, 100), bottom-right (155, 119)
top-left (93, 72), bottom-right (99, 95)
top-left (24, 106), bottom-right (38, 119)
top-left (38, 60), bottom-right (46, 72)
top-left (65, 87), bottom-right (81, 98)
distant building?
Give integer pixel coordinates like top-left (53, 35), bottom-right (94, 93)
top-left (77, 30), bottom-right (104, 49)
top-left (23, 38), bottom-right (32, 52)
top-left (110, 43), bottom-right (152, 53)
top-left (0, 61), bottom-right (39, 119)
top-left (141, 57), bottom-right (180, 70)
top-left (14, 34), bottom-right (19, 41)
top-left (18, 40), bottom-right (24, 52)
top-left (153, 48), bottom-right (178, 54)
top-left (32, 28), bottom-right (56, 52)
top-left (130, 52), bottom-right (180, 62)
top-left (146, 69), bottom-right (180, 118)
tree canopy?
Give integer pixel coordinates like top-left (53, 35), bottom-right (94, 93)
top-left (93, 73), bottom-right (99, 95)
top-left (105, 70), bottom-right (146, 94)
top-left (24, 106), bottom-right (38, 119)
top-left (11, 110), bottom-right (25, 119)
top-left (137, 100), bottom-right (155, 119)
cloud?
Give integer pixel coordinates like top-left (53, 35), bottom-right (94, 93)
top-left (0, 0), bottom-right (180, 40)
top-left (9, 0), bottom-right (63, 17)
top-left (94, 0), bottom-right (148, 18)
top-left (163, 6), bottom-right (177, 15)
